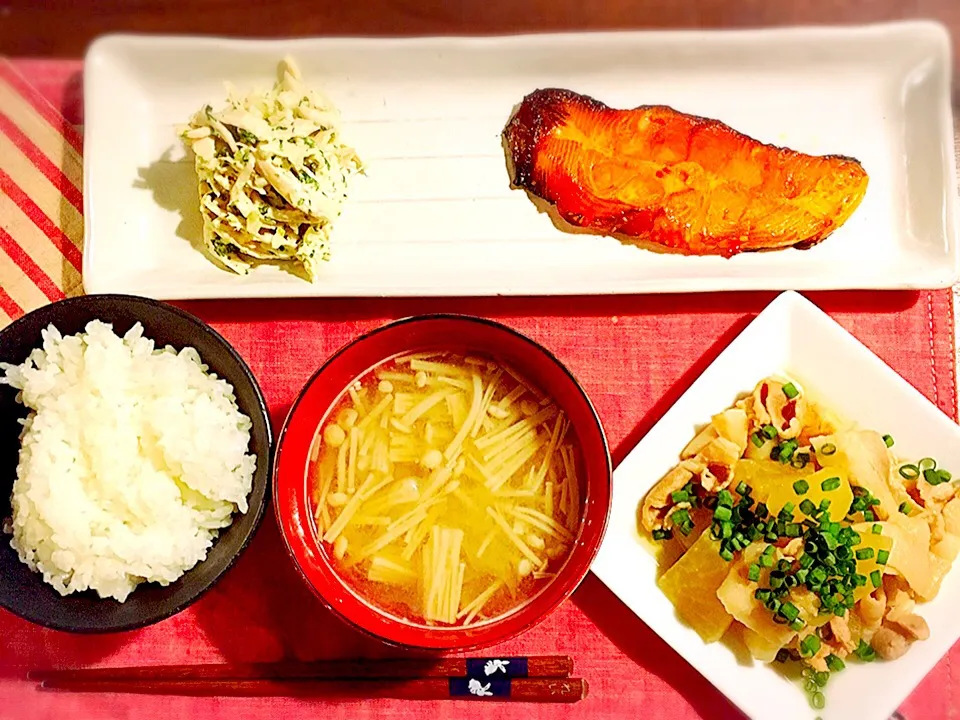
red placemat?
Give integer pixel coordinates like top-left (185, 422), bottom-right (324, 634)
top-left (0, 60), bottom-right (958, 720)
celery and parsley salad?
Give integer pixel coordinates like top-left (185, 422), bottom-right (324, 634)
top-left (180, 56), bottom-right (363, 281)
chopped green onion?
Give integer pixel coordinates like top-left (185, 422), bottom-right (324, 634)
top-left (819, 498), bottom-right (831, 512)
top-left (919, 457), bottom-right (937, 472)
top-left (800, 634), bottom-right (821, 657)
top-left (671, 490), bottom-right (690, 503)
top-left (719, 547), bottom-right (734, 562)
top-left (870, 570), bottom-right (882, 588)
top-left (877, 549), bottom-right (890, 565)
top-left (811, 692), bottom-right (825, 710)
top-left (923, 468), bottom-right (953, 486)
top-left (782, 382), bottom-right (799, 399)
top-left (820, 443), bottom-right (837, 456)
top-left (871, 523), bottom-right (882, 535)
top-left (785, 522), bottom-right (802, 537)
top-left (754, 588), bottom-right (771, 602)
top-left (789, 618), bottom-right (806, 631)
top-left (791, 452), bottom-right (810, 469)
top-left (899, 501), bottom-right (913, 515)
top-left (713, 506), bottom-right (732, 522)
top-left (899, 464), bottom-right (920, 479)
top-left (762, 424), bottom-right (778, 440)
top-left (759, 553), bottom-right (774, 568)
top-left (748, 564), bottom-right (761, 582)
top-left (736, 481), bottom-right (750, 496)
top-left (717, 489), bottom-right (734, 507)
top-left (779, 601), bottom-right (800, 622)
top-left (882, 434), bottom-right (894, 448)
top-left (854, 639), bottom-right (877, 661)
top-left (781, 502), bottom-right (796, 517)
top-left (800, 499), bottom-right (817, 516)
top-left (863, 510), bottom-right (875, 523)
top-left (827, 653), bottom-right (846, 673)
top-left (652, 528), bottom-right (673, 541)
top-left (821, 476), bottom-right (841, 492)
top-left (751, 432), bottom-right (764, 448)
top-left (671, 508), bottom-right (690, 526)
top-left (779, 439), bottom-right (798, 463)
top-left (855, 548), bottom-right (875, 561)
top-left (793, 479), bottom-right (810, 495)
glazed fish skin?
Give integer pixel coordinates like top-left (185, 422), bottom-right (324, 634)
top-left (503, 88), bottom-right (869, 256)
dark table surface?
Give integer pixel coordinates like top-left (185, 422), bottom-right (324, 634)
top-left (1, 0), bottom-right (958, 76)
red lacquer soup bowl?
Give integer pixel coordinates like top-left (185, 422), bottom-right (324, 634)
top-left (273, 315), bottom-right (611, 650)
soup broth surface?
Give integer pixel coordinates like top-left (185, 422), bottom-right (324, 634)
top-left (310, 351), bottom-right (583, 626)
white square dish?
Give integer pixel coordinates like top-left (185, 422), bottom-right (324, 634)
top-left (82, 22), bottom-right (958, 299)
top-left (591, 290), bottom-right (960, 720)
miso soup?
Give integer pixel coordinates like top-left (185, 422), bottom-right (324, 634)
top-left (308, 351), bottom-right (583, 626)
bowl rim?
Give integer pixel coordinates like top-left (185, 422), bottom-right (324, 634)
top-left (0, 293), bottom-right (273, 633)
top-left (273, 312), bottom-right (612, 650)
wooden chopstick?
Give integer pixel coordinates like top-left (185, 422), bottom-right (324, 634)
top-left (37, 677), bottom-right (588, 703)
top-left (29, 655), bottom-right (573, 683)
top-left (29, 656), bottom-right (585, 702)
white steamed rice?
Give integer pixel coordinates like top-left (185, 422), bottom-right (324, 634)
top-left (0, 320), bottom-right (256, 602)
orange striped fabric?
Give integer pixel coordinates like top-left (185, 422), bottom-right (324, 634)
top-left (0, 58), bottom-right (83, 328)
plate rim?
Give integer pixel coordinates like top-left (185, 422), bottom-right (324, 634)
top-left (84, 18), bottom-right (953, 49)
top-left (591, 288), bottom-right (960, 720)
top-left (81, 21), bottom-right (959, 299)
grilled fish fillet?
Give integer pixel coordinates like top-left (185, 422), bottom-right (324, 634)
top-left (503, 88), bottom-right (869, 256)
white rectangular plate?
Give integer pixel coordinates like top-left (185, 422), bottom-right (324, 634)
top-left (591, 290), bottom-right (960, 720)
top-left (83, 22), bottom-right (958, 299)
